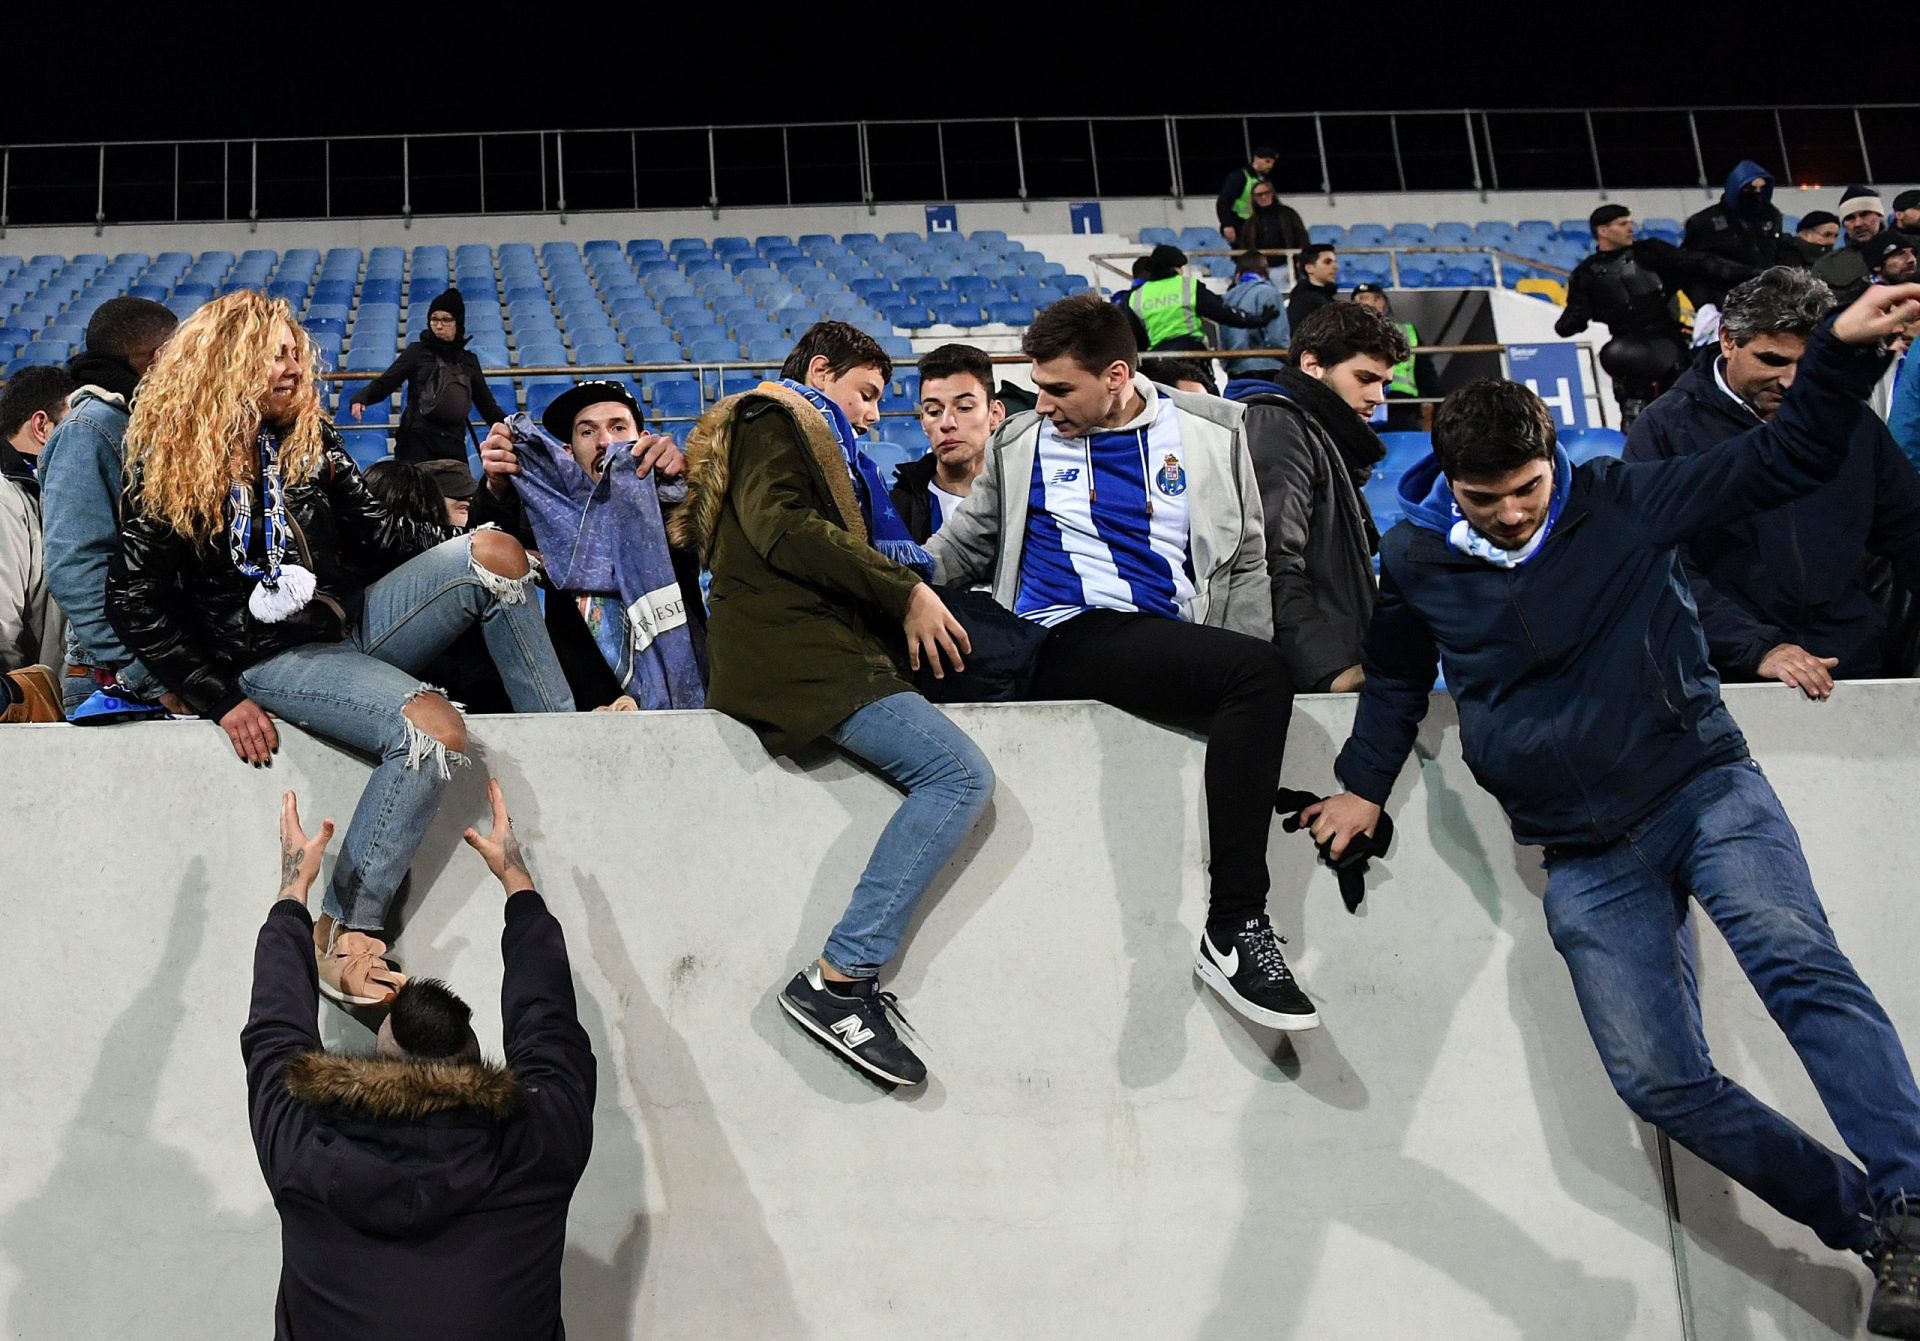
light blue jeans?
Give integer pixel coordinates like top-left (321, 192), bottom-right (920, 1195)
top-left (819, 692), bottom-right (995, 978)
top-left (238, 535), bottom-right (573, 932)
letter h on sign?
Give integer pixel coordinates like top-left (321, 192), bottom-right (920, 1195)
top-left (1506, 343), bottom-right (1592, 431)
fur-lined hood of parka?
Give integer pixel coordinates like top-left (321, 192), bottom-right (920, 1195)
top-left (285, 1050), bottom-right (523, 1122)
top-left (670, 380), bottom-right (868, 562)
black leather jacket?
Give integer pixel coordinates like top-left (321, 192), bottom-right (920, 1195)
top-left (107, 425), bottom-right (457, 719)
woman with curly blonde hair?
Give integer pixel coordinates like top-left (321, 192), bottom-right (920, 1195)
top-left (106, 292), bottom-right (574, 1005)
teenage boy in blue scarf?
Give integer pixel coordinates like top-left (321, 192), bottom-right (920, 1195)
top-left (675, 321), bottom-right (993, 1089)
top-left (1305, 282), bottom-right (1920, 1338)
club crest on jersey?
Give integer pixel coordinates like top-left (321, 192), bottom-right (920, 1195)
top-left (1155, 454), bottom-right (1187, 496)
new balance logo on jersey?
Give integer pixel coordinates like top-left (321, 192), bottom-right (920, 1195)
top-left (831, 1014), bottom-right (876, 1048)
top-left (1049, 467), bottom-right (1082, 484)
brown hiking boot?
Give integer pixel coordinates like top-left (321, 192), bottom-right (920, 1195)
top-left (0, 666), bottom-right (61, 724)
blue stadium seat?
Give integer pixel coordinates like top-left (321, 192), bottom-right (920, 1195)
top-left (1138, 227), bottom-right (1179, 247)
top-left (988, 300), bottom-right (1036, 326)
top-left (686, 337), bottom-right (739, 364)
top-left (886, 304), bottom-right (930, 330)
top-left (524, 377), bottom-right (574, 421)
top-left (1377, 432), bottom-right (1432, 472)
top-left (1562, 427), bottom-right (1626, 464)
top-left (651, 380), bottom-right (704, 418)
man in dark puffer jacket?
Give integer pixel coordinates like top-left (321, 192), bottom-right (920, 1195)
top-left (245, 781), bottom-right (594, 1340)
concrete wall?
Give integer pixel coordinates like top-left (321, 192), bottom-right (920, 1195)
top-left (2, 686), bottom-right (1914, 1339)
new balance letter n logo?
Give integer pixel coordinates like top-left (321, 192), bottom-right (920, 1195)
top-left (831, 1014), bottom-right (875, 1048)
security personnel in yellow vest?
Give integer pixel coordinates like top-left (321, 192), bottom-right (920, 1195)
top-left (1216, 146), bottom-right (1279, 246)
top-left (1122, 245), bottom-right (1275, 354)
top-left (1352, 283), bottom-right (1424, 429)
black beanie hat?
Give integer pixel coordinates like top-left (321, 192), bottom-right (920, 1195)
top-left (1589, 203), bottom-right (1632, 234)
top-left (427, 288), bottom-right (465, 336)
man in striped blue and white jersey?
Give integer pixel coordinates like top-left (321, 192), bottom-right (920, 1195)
top-left (928, 295), bottom-right (1318, 1032)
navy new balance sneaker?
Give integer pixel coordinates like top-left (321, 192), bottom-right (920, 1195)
top-left (779, 964), bottom-right (927, 1086)
top-left (1195, 916), bottom-right (1320, 1031)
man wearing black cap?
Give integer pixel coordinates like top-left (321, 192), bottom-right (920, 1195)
top-left (1216, 146), bottom-right (1278, 246)
top-left (1121, 244), bottom-right (1273, 354)
top-left (1814, 185), bottom-right (1889, 306)
top-left (1896, 191), bottom-right (1920, 234)
top-left (474, 379), bottom-right (705, 709)
top-left (350, 289), bottom-right (507, 465)
top-left (1558, 204), bottom-right (1754, 427)
top-left (1782, 211), bottom-right (1841, 268)
top-left (1867, 232), bottom-right (1920, 287)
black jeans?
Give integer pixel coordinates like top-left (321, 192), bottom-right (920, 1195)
top-left (1030, 610), bottom-right (1294, 924)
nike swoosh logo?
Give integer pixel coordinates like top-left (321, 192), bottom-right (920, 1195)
top-left (1213, 942), bottom-right (1239, 977)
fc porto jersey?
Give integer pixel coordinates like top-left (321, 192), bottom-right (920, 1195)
top-left (1015, 391), bottom-right (1196, 627)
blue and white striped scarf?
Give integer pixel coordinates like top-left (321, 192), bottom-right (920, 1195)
top-left (778, 378), bottom-right (934, 580)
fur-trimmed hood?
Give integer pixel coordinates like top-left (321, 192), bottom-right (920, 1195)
top-left (285, 1049), bottom-right (523, 1121)
top-left (671, 380), bottom-right (868, 561)
top-left (279, 1049), bottom-right (526, 1238)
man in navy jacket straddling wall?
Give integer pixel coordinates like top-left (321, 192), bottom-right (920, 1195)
top-left (1304, 283), bottom-right (1920, 1338)
top-left (1627, 266), bottom-right (1920, 694)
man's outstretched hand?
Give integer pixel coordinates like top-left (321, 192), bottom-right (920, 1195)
top-left (1299, 792), bottom-right (1383, 862)
top-left (277, 792), bottom-right (335, 905)
top-left (1833, 282), bottom-right (1920, 346)
top-left (463, 778), bottom-right (535, 896)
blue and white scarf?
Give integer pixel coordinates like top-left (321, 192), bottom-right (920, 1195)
top-left (778, 378), bottom-right (935, 580)
top-left (227, 431), bottom-right (316, 622)
top-left (1440, 449), bottom-right (1572, 569)
top-left (505, 413), bottom-right (705, 709)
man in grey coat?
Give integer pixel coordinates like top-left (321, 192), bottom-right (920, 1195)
top-left (928, 295), bottom-right (1320, 1034)
top-left (1223, 302), bottom-right (1408, 693)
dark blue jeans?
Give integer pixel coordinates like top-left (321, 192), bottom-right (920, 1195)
top-left (1543, 760), bottom-right (1920, 1250)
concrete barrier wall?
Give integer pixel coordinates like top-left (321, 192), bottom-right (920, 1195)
top-left (3, 685), bottom-right (1914, 1339)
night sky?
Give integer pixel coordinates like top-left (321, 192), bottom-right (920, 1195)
top-left (4, 10), bottom-right (1903, 145)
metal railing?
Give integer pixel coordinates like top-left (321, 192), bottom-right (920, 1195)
top-left (1089, 245), bottom-right (1574, 292)
top-left (2, 104), bottom-right (1915, 233)
top-left (312, 337), bottom-right (1611, 441)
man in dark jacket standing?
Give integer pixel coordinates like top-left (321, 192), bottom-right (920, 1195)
top-left (1303, 282), bottom-right (1920, 1341)
top-left (1681, 159), bottom-right (1785, 311)
top-left (244, 781), bottom-right (595, 1341)
top-left (351, 289), bottom-right (508, 464)
top-left (1287, 244), bottom-right (1341, 331)
top-left (1627, 266), bottom-right (1920, 692)
top-left (1224, 301), bottom-right (1407, 693)
top-left (1239, 179), bottom-right (1310, 255)
top-left (1216, 146), bottom-right (1277, 246)
top-left (1558, 204), bottom-right (1753, 428)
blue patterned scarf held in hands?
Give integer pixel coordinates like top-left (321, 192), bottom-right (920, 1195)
top-left (504, 412), bottom-right (706, 709)
top-left (778, 378), bottom-right (935, 580)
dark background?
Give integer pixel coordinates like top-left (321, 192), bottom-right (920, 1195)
top-left (2, 8), bottom-right (1909, 225)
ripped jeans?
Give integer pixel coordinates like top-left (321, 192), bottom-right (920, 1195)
top-left (237, 535), bottom-right (573, 933)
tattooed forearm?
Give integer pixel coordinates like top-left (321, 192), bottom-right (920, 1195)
top-left (279, 843), bottom-right (303, 892)
top-left (502, 825), bottom-right (531, 878)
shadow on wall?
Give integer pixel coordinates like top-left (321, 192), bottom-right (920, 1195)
top-left (1, 862), bottom-right (279, 1338)
top-left (1200, 727), bottom-right (1648, 1340)
top-left (574, 871), bottom-right (808, 1338)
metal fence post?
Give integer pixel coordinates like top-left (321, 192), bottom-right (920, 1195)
top-left (539, 132), bottom-right (548, 213)
top-left (0, 148), bottom-right (8, 236)
top-left (1164, 116), bottom-right (1183, 210)
top-left (859, 121), bottom-right (875, 216)
top-left (95, 143), bottom-right (106, 235)
top-left (1855, 107), bottom-right (1875, 183)
top-left (175, 143), bottom-right (181, 223)
top-left (1463, 111), bottom-right (1485, 201)
top-left (1688, 111), bottom-right (1709, 196)
top-left (323, 140), bottom-right (330, 219)
top-left (1390, 113), bottom-right (1406, 193)
top-left (631, 130), bottom-right (639, 211)
top-left (249, 139), bottom-right (259, 232)
top-left (1014, 119), bottom-right (1030, 211)
top-left (1482, 112), bottom-right (1500, 192)
top-left (1584, 110), bottom-right (1604, 198)
top-left (222, 139), bottom-right (229, 222)
top-left (400, 136), bottom-right (411, 228)
top-left (1772, 109), bottom-right (1793, 185)
top-left (555, 130), bottom-right (567, 222)
top-left (1314, 112), bottom-right (1332, 205)
top-left (782, 126), bottom-right (792, 207)
top-left (1087, 119), bottom-right (1100, 199)
top-left (937, 122), bottom-right (949, 201)
top-left (475, 136), bottom-right (483, 215)
top-left (707, 126), bottom-right (719, 219)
